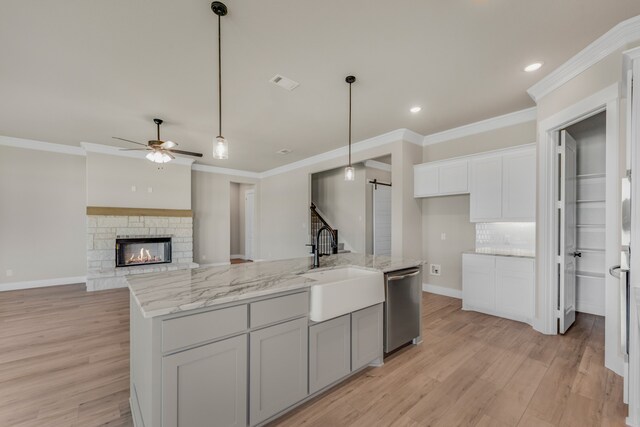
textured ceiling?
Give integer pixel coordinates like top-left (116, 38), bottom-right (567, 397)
top-left (2, 1), bottom-right (640, 171)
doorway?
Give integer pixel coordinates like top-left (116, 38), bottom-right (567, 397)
top-left (557, 112), bottom-right (607, 333)
top-left (230, 182), bottom-right (256, 263)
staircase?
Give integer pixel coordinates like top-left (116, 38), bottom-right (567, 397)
top-left (310, 203), bottom-right (338, 255)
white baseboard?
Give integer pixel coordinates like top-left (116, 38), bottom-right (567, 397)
top-left (0, 276), bottom-right (86, 292)
top-left (576, 301), bottom-right (606, 317)
top-left (230, 254), bottom-right (246, 259)
top-left (422, 283), bottom-right (462, 299)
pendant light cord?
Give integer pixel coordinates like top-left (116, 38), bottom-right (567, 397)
top-left (217, 14), bottom-right (222, 138)
top-left (348, 81), bottom-right (352, 166)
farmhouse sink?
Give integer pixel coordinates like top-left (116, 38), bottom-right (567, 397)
top-left (301, 267), bottom-right (385, 322)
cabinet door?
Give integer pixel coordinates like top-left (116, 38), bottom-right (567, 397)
top-left (414, 164), bottom-right (439, 197)
top-left (162, 335), bottom-right (247, 427)
top-left (351, 304), bottom-right (384, 371)
top-left (502, 150), bottom-right (536, 221)
top-left (309, 315), bottom-right (351, 394)
top-left (250, 317), bottom-right (308, 425)
top-left (495, 257), bottom-right (535, 322)
top-left (438, 160), bottom-right (469, 195)
top-left (470, 156), bottom-right (503, 222)
top-left (462, 254), bottom-right (496, 312)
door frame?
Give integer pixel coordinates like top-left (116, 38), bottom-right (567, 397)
top-left (536, 83), bottom-right (622, 375)
top-left (245, 189), bottom-right (255, 260)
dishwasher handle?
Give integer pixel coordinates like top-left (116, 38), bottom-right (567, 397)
top-left (387, 270), bottom-right (421, 282)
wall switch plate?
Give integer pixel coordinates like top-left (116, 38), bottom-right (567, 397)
top-left (147, 187), bottom-right (153, 193)
top-left (441, 233), bottom-right (446, 241)
top-left (430, 264), bottom-right (441, 276)
top-left (6, 269), bottom-right (13, 277)
top-left (131, 185), bottom-right (136, 192)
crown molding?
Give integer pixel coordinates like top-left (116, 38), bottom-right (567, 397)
top-left (422, 107), bottom-right (537, 146)
top-left (260, 128), bottom-right (416, 178)
top-left (192, 163), bottom-right (261, 179)
top-left (528, 14), bottom-right (640, 102)
top-left (0, 135), bottom-right (85, 156)
top-left (364, 159), bottom-right (392, 172)
top-left (80, 142), bottom-right (195, 166)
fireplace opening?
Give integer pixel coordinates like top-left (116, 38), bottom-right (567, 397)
top-left (115, 237), bottom-right (172, 267)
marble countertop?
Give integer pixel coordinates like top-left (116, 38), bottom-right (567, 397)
top-left (127, 253), bottom-right (423, 318)
top-left (462, 250), bottom-right (536, 259)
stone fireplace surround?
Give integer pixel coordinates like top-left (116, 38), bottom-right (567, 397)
top-left (86, 210), bottom-right (197, 291)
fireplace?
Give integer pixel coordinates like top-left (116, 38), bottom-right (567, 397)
top-left (115, 236), bottom-right (172, 267)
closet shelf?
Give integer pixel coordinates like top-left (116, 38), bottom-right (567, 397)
top-left (576, 173), bottom-right (606, 179)
top-left (576, 200), bottom-right (605, 203)
top-left (576, 224), bottom-right (605, 229)
top-left (576, 270), bottom-right (606, 279)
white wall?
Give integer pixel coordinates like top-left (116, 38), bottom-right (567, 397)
top-left (86, 152), bottom-right (191, 209)
top-left (230, 182), bottom-right (241, 255)
top-left (420, 121), bottom-right (537, 290)
top-left (0, 147), bottom-right (86, 285)
top-left (192, 171), bottom-right (259, 265)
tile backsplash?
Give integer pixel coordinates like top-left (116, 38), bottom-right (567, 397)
top-left (475, 222), bottom-right (536, 256)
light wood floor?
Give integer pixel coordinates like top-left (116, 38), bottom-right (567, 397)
top-left (272, 294), bottom-right (627, 427)
top-left (0, 286), bottom-right (627, 427)
top-left (0, 284), bottom-right (131, 427)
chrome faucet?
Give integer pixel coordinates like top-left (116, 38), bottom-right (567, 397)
top-left (308, 225), bottom-right (337, 268)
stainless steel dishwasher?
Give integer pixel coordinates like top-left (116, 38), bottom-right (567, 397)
top-left (384, 267), bottom-right (422, 353)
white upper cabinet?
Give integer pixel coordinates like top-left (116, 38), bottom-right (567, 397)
top-left (414, 159), bottom-right (468, 197)
top-left (414, 164), bottom-right (439, 197)
top-left (438, 160), bottom-right (469, 195)
top-left (502, 150), bottom-right (536, 221)
top-left (414, 145), bottom-right (536, 223)
top-left (469, 156), bottom-right (503, 221)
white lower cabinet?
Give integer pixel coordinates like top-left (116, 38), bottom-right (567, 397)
top-left (462, 254), bottom-right (496, 312)
top-left (463, 254), bottom-right (535, 324)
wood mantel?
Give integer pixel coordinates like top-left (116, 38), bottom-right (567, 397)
top-left (86, 206), bottom-right (192, 217)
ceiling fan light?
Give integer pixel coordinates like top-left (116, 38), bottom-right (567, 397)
top-left (213, 136), bottom-right (228, 159)
top-left (344, 166), bottom-right (355, 181)
top-left (146, 151), bottom-right (172, 164)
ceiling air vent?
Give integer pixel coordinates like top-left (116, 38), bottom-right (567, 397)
top-left (270, 74), bottom-right (299, 91)
top-left (276, 148), bottom-right (292, 155)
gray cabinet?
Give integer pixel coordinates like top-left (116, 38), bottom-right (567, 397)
top-left (309, 314), bottom-right (351, 394)
top-left (351, 304), bottom-right (383, 371)
top-left (250, 317), bottom-right (308, 425)
top-left (162, 334), bottom-right (247, 427)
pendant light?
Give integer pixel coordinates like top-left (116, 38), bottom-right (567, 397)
top-left (344, 75), bottom-right (356, 181)
top-left (211, 2), bottom-right (228, 159)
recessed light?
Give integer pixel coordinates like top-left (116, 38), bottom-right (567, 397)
top-left (410, 106), bottom-right (422, 113)
top-left (524, 62), bottom-right (543, 72)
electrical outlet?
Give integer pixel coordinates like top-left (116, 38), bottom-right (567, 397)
top-left (441, 233), bottom-right (446, 241)
top-left (430, 264), bottom-right (441, 276)
top-left (6, 269), bottom-right (13, 277)
top-left (131, 185), bottom-right (136, 192)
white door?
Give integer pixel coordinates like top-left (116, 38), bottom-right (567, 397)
top-left (559, 130), bottom-right (578, 333)
top-left (245, 191), bottom-right (254, 260)
top-left (373, 185), bottom-right (392, 256)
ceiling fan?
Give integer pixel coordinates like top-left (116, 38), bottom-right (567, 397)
top-left (113, 118), bottom-right (203, 164)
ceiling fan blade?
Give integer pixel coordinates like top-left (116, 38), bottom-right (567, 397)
top-left (160, 140), bottom-right (177, 149)
top-left (112, 137), bottom-right (148, 147)
top-left (119, 148), bottom-right (151, 151)
top-left (167, 149), bottom-right (203, 158)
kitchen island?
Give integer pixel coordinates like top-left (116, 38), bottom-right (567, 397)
top-left (128, 253), bottom-right (422, 427)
